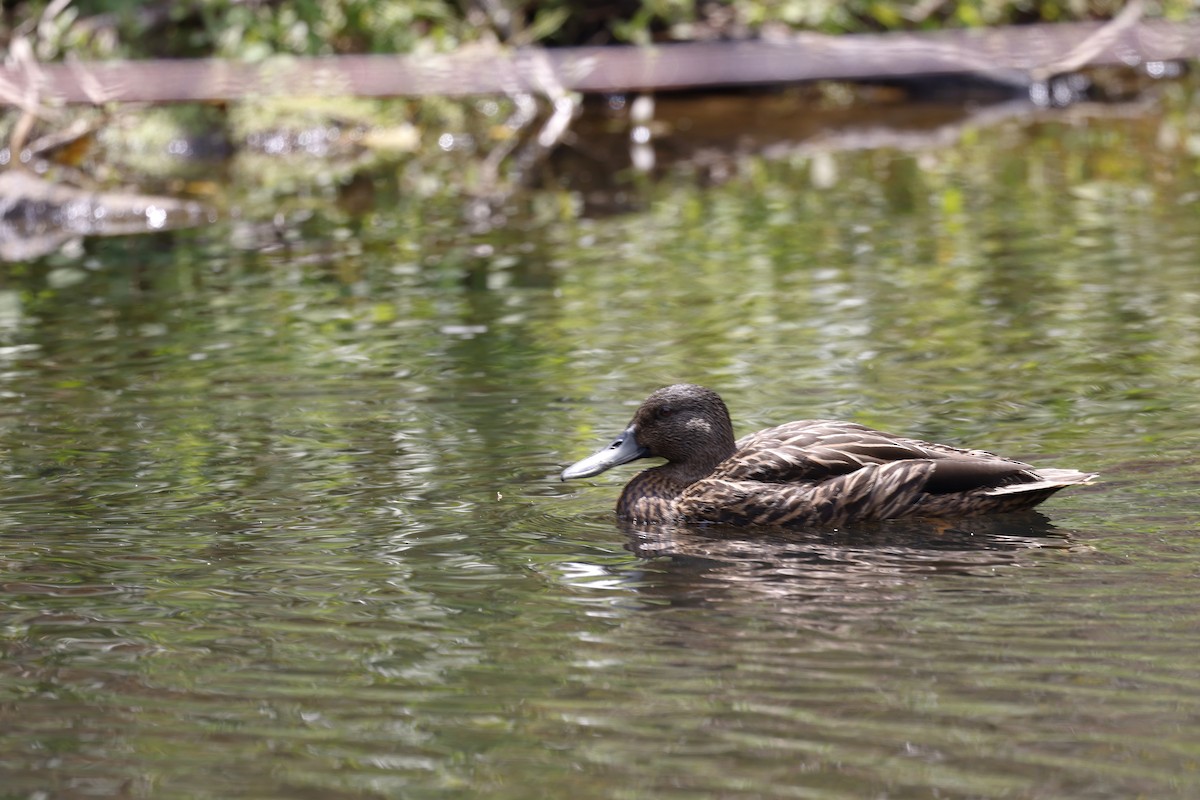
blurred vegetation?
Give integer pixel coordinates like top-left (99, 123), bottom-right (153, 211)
top-left (3, 0), bottom-right (1195, 60)
top-left (1, 0), bottom-right (1196, 247)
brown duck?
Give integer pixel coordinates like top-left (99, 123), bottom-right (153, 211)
top-left (561, 384), bottom-right (1096, 527)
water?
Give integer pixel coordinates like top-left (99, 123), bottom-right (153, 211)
top-left (2, 85), bottom-right (1200, 799)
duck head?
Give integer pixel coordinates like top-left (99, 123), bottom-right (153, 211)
top-left (561, 384), bottom-right (737, 481)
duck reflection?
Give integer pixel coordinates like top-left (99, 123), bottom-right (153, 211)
top-left (615, 513), bottom-right (1069, 608)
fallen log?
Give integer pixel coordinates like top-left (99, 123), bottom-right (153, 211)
top-left (0, 171), bottom-right (213, 261)
top-left (1, 19), bottom-right (1196, 106)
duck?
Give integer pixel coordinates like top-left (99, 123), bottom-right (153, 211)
top-left (561, 384), bottom-right (1096, 527)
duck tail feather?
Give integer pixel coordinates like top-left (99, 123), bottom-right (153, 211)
top-left (983, 468), bottom-right (1097, 496)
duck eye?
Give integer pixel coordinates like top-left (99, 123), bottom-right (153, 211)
top-left (657, 406), bottom-right (673, 419)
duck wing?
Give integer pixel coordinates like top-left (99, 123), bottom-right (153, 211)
top-left (680, 459), bottom-right (1094, 526)
top-left (679, 460), bottom-right (939, 527)
top-left (723, 420), bottom-right (1033, 486)
top-left (683, 420), bottom-right (1094, 526)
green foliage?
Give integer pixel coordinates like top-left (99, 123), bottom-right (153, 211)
top-left (4, 0), bottom-right (1195, 61)
top-left (3, 0), bottom-right (476, 59)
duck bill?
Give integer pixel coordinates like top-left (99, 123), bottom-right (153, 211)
top-left (561, 425), bottom-right (649, 481)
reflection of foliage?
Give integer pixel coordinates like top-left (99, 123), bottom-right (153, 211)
top-left (4, 0), bottom-right (1195, 229)
top-left (7, 85), bottom-right (1198, 463)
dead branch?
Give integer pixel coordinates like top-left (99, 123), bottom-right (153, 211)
top-left (0, 20), bottom-right (1195, 105)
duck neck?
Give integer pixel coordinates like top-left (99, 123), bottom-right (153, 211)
top-left (692, 425), bottom-right (738, 479)
top-left (616, 418), bottom-right (736, 522)
top-left (665, 448), bottom-right (731, 485)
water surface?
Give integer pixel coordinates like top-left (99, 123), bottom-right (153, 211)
top-left (2, 85), bottom-right (1199, 799)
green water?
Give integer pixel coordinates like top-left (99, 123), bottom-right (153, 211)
top-left (2, 87), bottom-right (1200, 799)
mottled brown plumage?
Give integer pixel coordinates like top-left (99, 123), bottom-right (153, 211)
top-left (561, 384), bottom-right (1096, 527)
